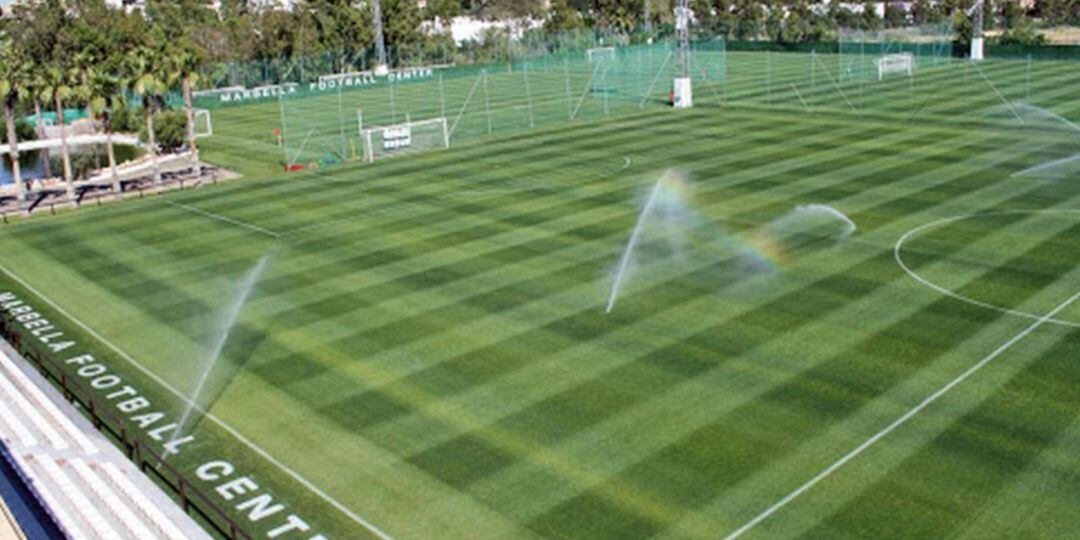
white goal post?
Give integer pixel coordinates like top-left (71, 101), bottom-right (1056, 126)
top-left (360, 116), bottom-right (450, 163)
top-left (194, 109), bottom-right (213, 138)
top-left (875, 53), bottom-right (914, 81)
top-left (586, 47), bottom-right (616, 64)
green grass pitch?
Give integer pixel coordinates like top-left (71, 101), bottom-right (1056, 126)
top-left (1, 51), bottom-right (1080, 539)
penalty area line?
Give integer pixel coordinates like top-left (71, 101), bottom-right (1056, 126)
top-left (167, 201), bottom-right (281, 238)
top-left (0, 261), bottom-right (394, 540)
top-left (721, 287), bottom-right (1080, 540)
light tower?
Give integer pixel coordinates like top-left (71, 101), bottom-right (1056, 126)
top-left (969, 0), bottom-right (985, 61)
top-left (673, 0), bottom-right (694, 108)
top-left (644, 0), bottom-right (652, 43)
top-left (372, 0), bottom-right (390, 75)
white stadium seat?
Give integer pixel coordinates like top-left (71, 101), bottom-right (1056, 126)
top-left (0, 352), bottom-right (98, 455)
top-left (0, 348), bottom-right (207, 539)
top-left (0, 372), bottom-right (69, 451)
top-left (24, 455), bottom-right (89, 540)
top-left (102, 462), bottom-right (190, 540)
top-left (37, 457), bottom-right (122, 539)
top-left (0, 399), bottom-right (39, 448)
top-left (69, 458), bottom-right (159, 539)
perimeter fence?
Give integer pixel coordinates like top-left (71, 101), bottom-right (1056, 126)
top-left (188, 25), bottom-right (1080, 174)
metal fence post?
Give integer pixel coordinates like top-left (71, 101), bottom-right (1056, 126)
top-left (564, 57), bottom-right (573, 120)
top-left (482, 71), bottom-right (493, 135)
top-left (523, 62), bottom-right (535, 129)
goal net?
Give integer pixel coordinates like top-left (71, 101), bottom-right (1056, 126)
top-left (586, 47), bottom-right (618, 95)
top-left (876, 53), bottom-right (914, 80)
top-left (360, 117), bottom-right (449, 162)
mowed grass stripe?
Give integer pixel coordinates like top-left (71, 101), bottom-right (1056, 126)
top-left (304, 120), bottom-right (1028, 373)
top-left (250, 120), bottom-right (937, 403)
top-left (382, 138), bottom-right (1062, 518)
top-left (662, 252), bottom-right (1080, 540)
top-left (259, 117), bottom-right (894, 313)
top-left (245, 121), bottom-right (1045, 481)
top-left (341, 136), bottom-right (1049, 486)
top-left (388, 156), bottom-right (1054, 501)
top-left (803, 309), bottom-right (1080, 539)
top-left (382, 139), bottom-right (1062, 496)
top-left (243, 117), bottom-right (876, 321)
top-left (521, 207), bottom-right (1080, 540)
top-left (276, 124), bottom-right (989, 412)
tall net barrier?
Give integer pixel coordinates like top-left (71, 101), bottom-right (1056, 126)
top-left (838, 24), bottom-right (953, 83)
top-left (191, 26), bottom-right (1080, 175)
top-left (278, 82), bottom-right (352, 169)
top-left (245, 39), bottom-right (726, 168)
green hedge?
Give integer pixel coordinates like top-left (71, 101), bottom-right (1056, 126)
top-left (987, 44), bottom-right (1080, 60)
top-left (726, 40), bottom-right (839, 54)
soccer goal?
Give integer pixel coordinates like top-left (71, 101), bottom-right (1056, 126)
top-left (360, 116), bottom-right (449, 163)
top-left (875, 53), bottom-right (914, 80)
top-left (587, 47), bottom-right (616, 64)
top-left (194, 109), bottom-right (213, 138)
top-left (586, 47), bottom-right (619, 96)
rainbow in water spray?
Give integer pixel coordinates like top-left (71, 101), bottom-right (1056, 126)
top-left (605, 169), bottom-right (855, 313)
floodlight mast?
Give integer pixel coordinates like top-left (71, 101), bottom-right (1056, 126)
top-left (969, 0), bottom-right (985, 60)
top-left (372, 0), bottom-right (389, 75)
top-left (673, 0), bottom-right (694, 108)
top-left (644, 0), bottom-right (652, 42)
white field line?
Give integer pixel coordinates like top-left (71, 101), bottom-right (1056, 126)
top-left (812, 54), bottom-right (862, 117)
top-left (970, 61), bottom-right (1025, 126)
top-left (0, 261), bottom-right (394, 540)
top-left (1011, 153), bottom-right (1080, 177)
top-left (721, 286), bottom-right (1080, 540)
top-left (894, 210), bottom-right (1080, 328)
top-left (166, 201), bottom-right (281, 239)
top-left (790, 83), bottom-right (812, 113)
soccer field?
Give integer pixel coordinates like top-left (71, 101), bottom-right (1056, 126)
top-left (1, 52), bottom-right (1080, 539)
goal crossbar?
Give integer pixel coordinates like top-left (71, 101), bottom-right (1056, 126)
top-left (875, 53), bottom-right (914, 81)
top-left (360, 117), bottom-right (450, 163)
top-left (586, 47), bottom-right (616, 63)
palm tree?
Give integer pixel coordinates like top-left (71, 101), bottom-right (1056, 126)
top-left (168, 47), bottom-right (203, 179)
top-left (0, 42), bottom-right (28, 205)
top-left (128, 46), bottom-right (167, 191)
top-left (22, 61), bottom-right (53, 184)
top-left (86, 68), bottom-right (125, 200)
top-left (73, 49), bottom-right (97, 119)
top-left (41, 64), bottom-right (77, 207)
top-left (0, 41), bottom-right (29, 205)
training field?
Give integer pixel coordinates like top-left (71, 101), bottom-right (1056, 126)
top-left (1, 51), bottom-right (1080, 539)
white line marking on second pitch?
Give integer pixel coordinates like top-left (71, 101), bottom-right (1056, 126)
top-left (0, 261), bottom-right (394, 540)
top-left (167, 201), bottom-right (281, 238)
top-left (721, 287), bottom-right (1080, 540)
top-left (1011, 153), bottom-right (1080, 177)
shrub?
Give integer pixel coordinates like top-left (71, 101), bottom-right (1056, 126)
top-left (139, 109), bottom-right (188, 152)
